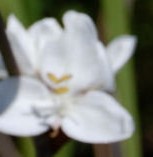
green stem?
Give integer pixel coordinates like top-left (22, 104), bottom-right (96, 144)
top-left (15, 138), bottom-right (36, 157)
top-left (53, 141), bottom-right (76, 157)
top-left (102, 0), bottom-right (129, 39)
top-left (101, 0), bottom-right (142, 157)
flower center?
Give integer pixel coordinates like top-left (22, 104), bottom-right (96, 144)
top-left (48, 73), bottom-right (72, 94)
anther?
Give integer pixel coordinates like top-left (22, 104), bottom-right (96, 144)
top-left (48, 73), bottom-right (72, 84)
top-left (54, 87), bottom-right (69, 94)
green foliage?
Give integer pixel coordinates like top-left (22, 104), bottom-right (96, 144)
top-left (53, 141), bottom-right (76, 157)
top-left (101, 0), bottom-right (142, 157)
top-left (16, 137), bottom-right (36, 157)
top-left (0, 0), bottom-right (43, 26)
top-left (0, 0), bottom-right (28, 25)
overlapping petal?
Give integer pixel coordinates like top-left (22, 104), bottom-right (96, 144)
top-left (6, 15), bottom-right (63, 76)
top-left (28, 18), bottom-right (62, 52)
top-left (61, 91), bottom-right (134, 143)
top-left (63, 10), bottom-right (98, 40)
top-left (40, 11), bottom-right (114, 93)
top-left (6, 15), bottom-right (36, 75)
top-left (0, 76), bottom-right (51, 136)
top-left (0, 76), bottom-right (134, 142)
top-left (0, 76), bottom-right (134, 143)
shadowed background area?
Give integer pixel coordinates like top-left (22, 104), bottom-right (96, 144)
top-left (133, 0), bottom-right (153, 157)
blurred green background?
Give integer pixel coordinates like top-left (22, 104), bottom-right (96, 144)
top-left (0, 0), bottom-right (153, 157)
top-left (134, 0), bottom-right (153, 157)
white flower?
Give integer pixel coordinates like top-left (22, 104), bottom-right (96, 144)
top-left (0, 11), bottom-right (136, 143)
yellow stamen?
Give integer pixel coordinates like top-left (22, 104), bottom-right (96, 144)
top-left (59, 74), bottom-right (72, 83)
top-left (48, 73), bottom-right (59, 83)
top-left (54, 87), bottom-right (69, 94)
top-left (48, 73), bottom-right (72, 84)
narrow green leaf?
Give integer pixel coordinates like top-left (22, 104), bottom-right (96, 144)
top-left (53, 141), bottom-right (76, 157)
top-left (21, 0), bottom-right (43, 25)
top-left (0, 0), bottom-right (28, 25)
top-left (101, 0), bottom-right (142, 157)
top-left (16, 137), bottom-right (36, 157)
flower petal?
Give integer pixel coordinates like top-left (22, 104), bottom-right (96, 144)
top-left (61, 91), bottom-right (134, 143)
top-left (96, 42), bottom-right (115, 91)
top-left (63, 10), bottom-right (98, 40)
top-left (0, 76), bottom-right (50, 136)
top-left (6, 15), bottom-right (36, 75)
top-left (40, 11), bottom-right (114, 93)
top-left (106, 35), bottom-right (137, 73)
top-left (28, 18), bottom-right (62, 51)
top-left (63, 11), bottom-right (114, 92)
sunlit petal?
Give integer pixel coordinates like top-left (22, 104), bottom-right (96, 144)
top-left (62, 91), bottom-right (134, 143)
top-left (107, 35), bottom-right (137, 73)
top-left (40, 11), bottom-right (114, 93)
top-left (28, 18), bottom-right (62, 51)
top-left (6, 15), bottom-right (36, 75)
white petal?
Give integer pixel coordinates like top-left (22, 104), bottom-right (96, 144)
top-left (0, 76), bottom-right (50, 136)
top-left (96, 42), bottom-right (115, 91)
top-left (6, 15), bottom-right (36, 75)
top-left (63, 10), bottom-right (98, 40)
top-left (40, 11), bottom-right (114, 93)
top-left (39, 37), bottom-right (67, 89)
top-left (40, 38), bottom-right (114, 93)
top-left (61, 91), bottom-right (134, 143)
top-left (63, 11), bottom-right (114, 92)
top-left (107, 35), bottom-right (137, 73)
top-left (28, 18), bottom-right (62, 52)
